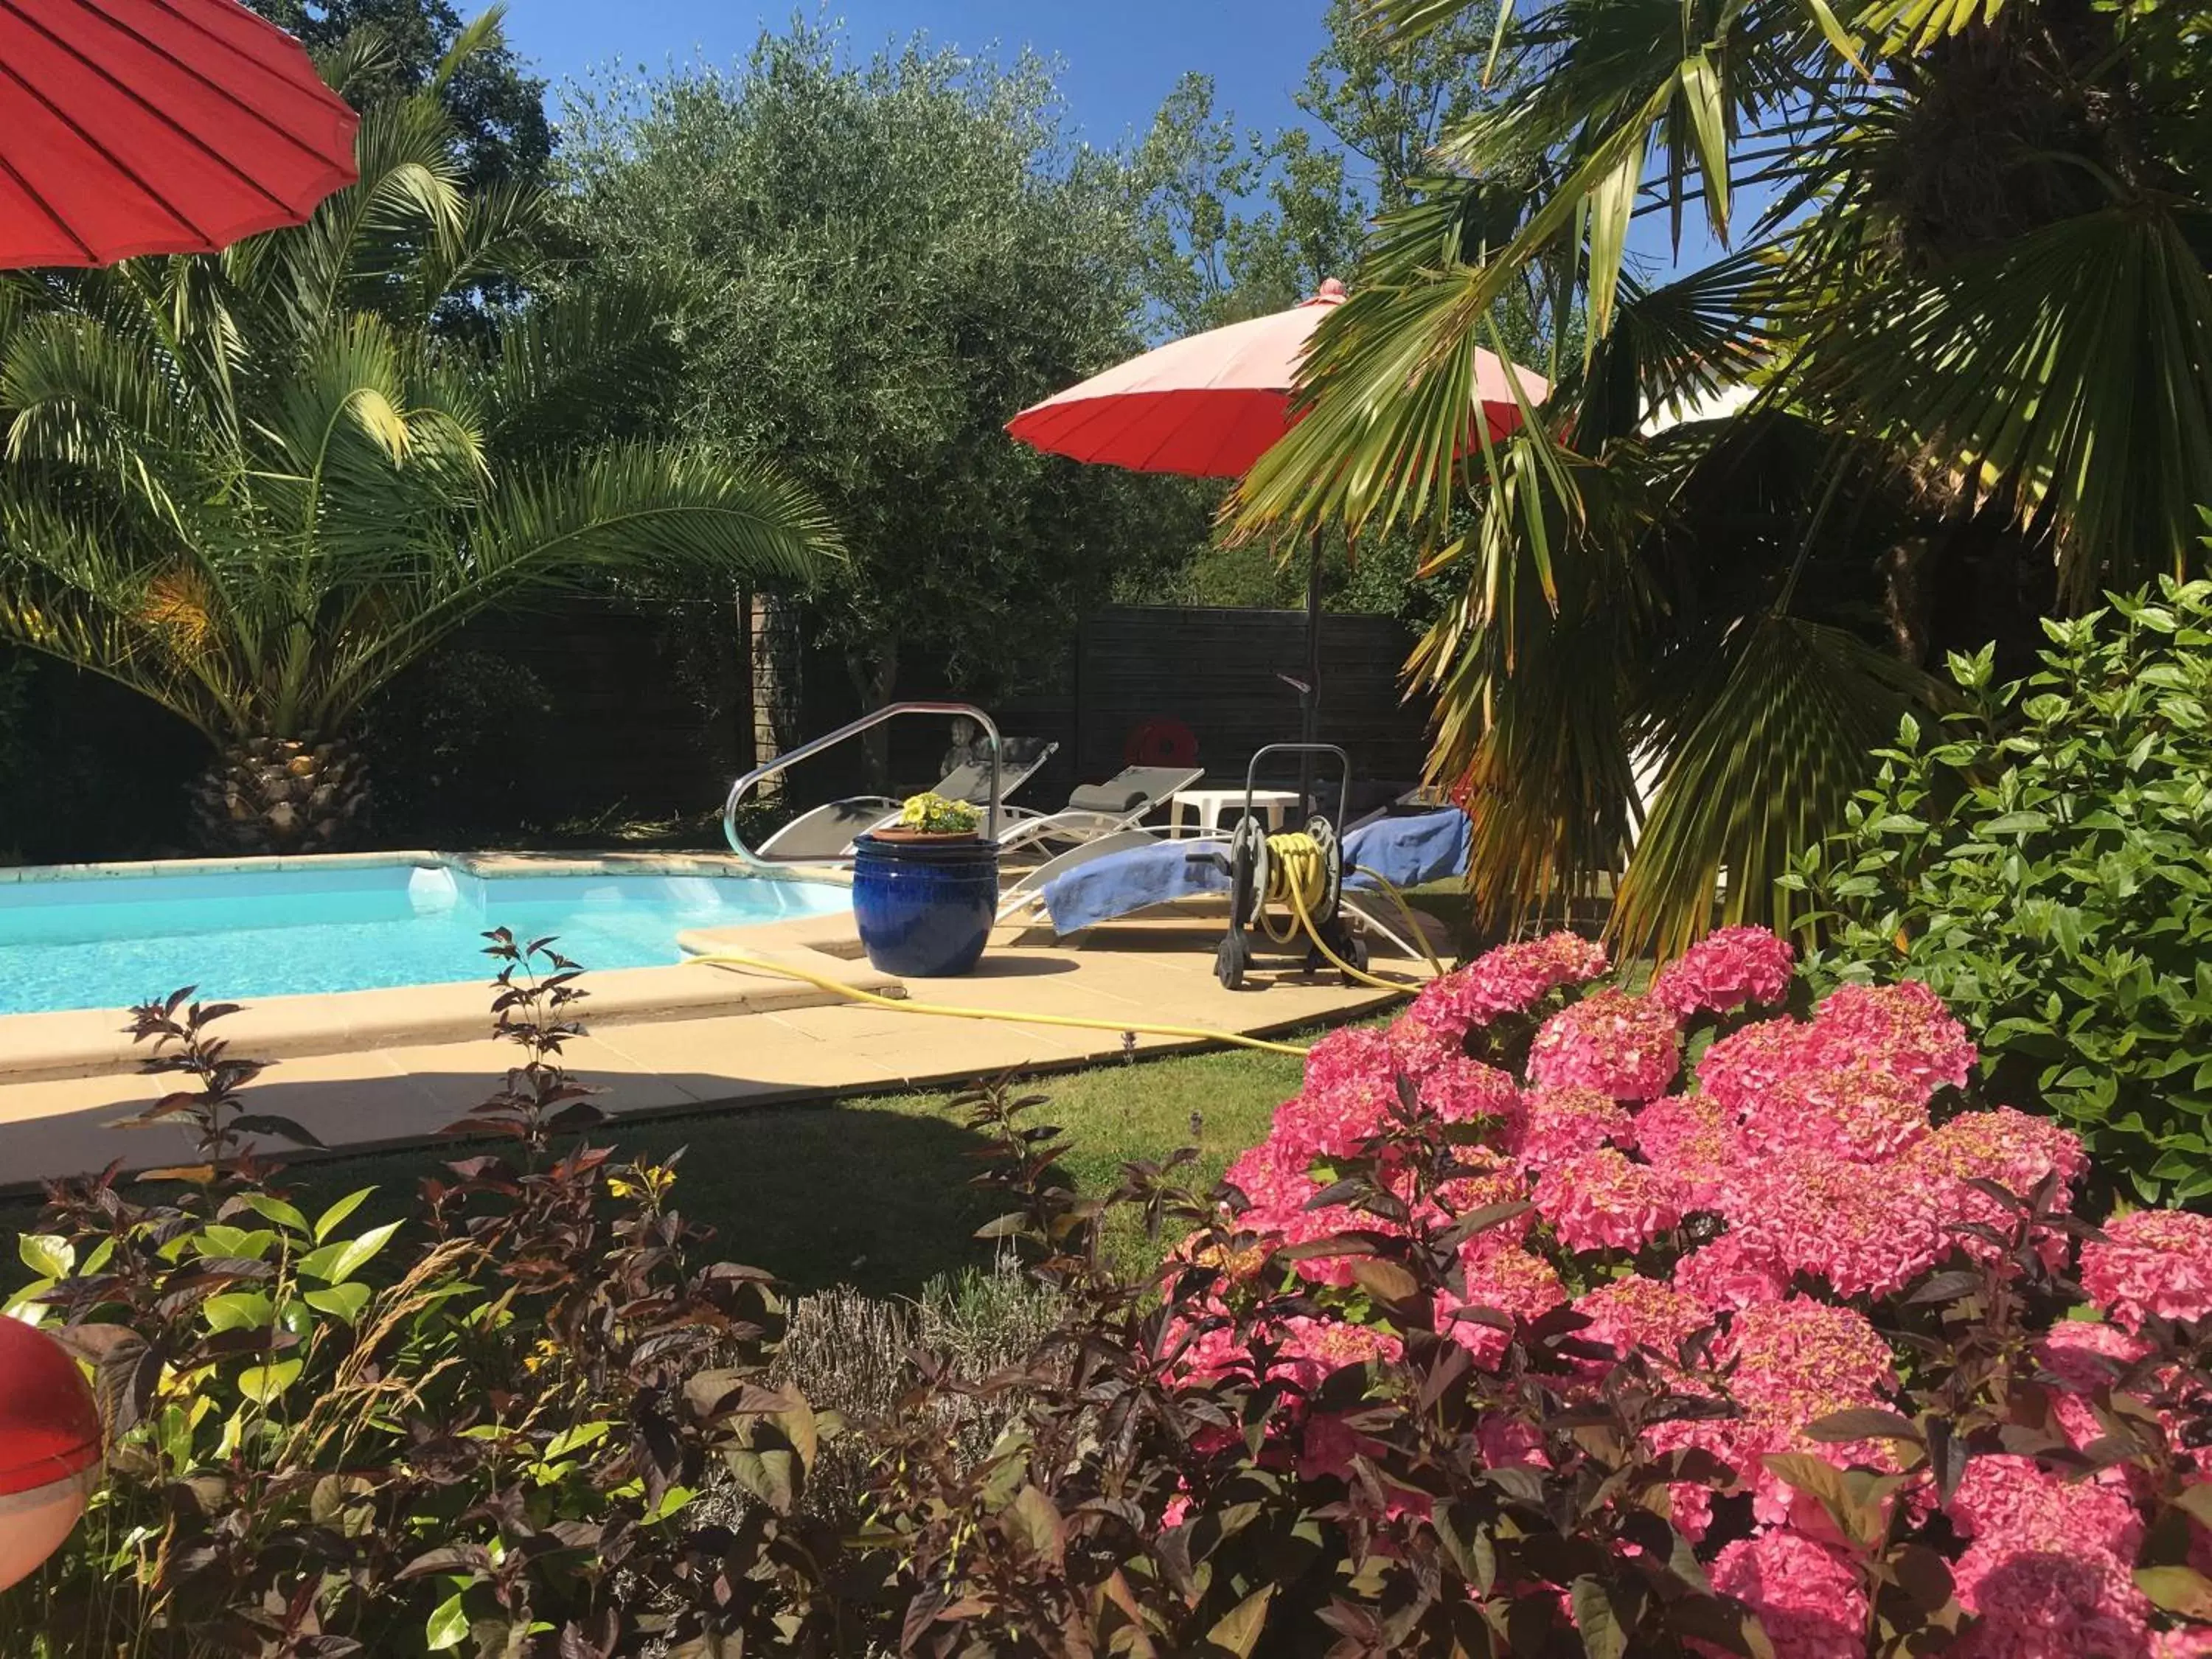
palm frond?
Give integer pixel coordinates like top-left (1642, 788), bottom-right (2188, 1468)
top-left (306, 448), bottom-right (841, 730)
top-left (480, 277), bottom-right (688, 462)
top-left (1788, 205), bottom-right (2212, 602)
top-left (1611, 613), bottom-right (1937, 956)
top-left (1571, 249), bottom-right (1777, 446)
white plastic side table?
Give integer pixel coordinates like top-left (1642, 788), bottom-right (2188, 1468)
top-left (1166, 787), bottom-right (1301, 840)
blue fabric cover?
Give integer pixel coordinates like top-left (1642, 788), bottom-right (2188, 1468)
top-left (1040, 808), bottom-right (1471, 934)
top-left (1343, 807), bottom-right (1473, 891)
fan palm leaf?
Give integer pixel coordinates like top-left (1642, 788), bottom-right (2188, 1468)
top-left (1235, 0), bottom-right (2206, 954)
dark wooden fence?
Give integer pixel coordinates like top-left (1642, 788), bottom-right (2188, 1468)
top-left (1074, 607), bottom-right (1432, 795)
top-left (408, 599), bottom-right (1433, 830)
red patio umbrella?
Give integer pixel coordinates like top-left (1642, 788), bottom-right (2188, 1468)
top-left (0, 0), bottom-right (360, 268)
top-left (1007, 279), bottom-right (1545, 785)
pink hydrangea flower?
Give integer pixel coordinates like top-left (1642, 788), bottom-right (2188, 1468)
top-left (1404, 931), bottom-right (1609, 1045)
top-left (1674, 1234), bottom-right (1791, 1312)
top-left (2034, 1321), bottom-right (2181, 1457)
top-left (1270, 1316), bottom-right (1403, 1394)
top-left (1573, 1274), bottom-right (1710, 1364)
top-left (1697, 1018), bottom-right (1812, 1117)
top-left (1803, 979), bottom-right (1977, 1095)
top-left (1528, 989), bottom-right (1682, 1103)
top-left (1950, 1548), bottom-right (2152, 1658)
top-left (1441, 1244), bottom-right (1566, 1368)
top-left (1419, 1054), bottom-right (1524, 1130)
top-left (1719, 1146), bottom-right (1947, 1298)
top-left (1653, 1298), bottom-right (1904, 1531)
top-left (1650, 926), bottom-right (1798, 1018)
top-left (2081, 1210), bottom-right (2212, 1332)
top-left (1725, 1296), bottom-right (1897, 1411)
top-left (1634, 1093), bottom-right (1743, 1211)
top-left (1704, 1527), bottom-right (1866, 1659)
top-left (1947, 1456), bottom-right (2152, 1658)
top-left (1515, 1085), bottom-right (1638, 1171)
top-left (1908, 1107), bottom-right (2087, 1197)
top-left (1383, 1011), bottom-right (1455, 1078)
top-left (1533, 1147), bottom-right (1682, 1253)
top-left (1899, 1108), bottom-right (2087, 1267)
top-left (1747, 1062), bottom-right (1931, 1163)
top-left (1948, 1454), bottom-right (2145, 1559)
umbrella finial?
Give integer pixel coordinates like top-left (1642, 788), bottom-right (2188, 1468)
top-left (1313, 277), bottom-right (1348, 303)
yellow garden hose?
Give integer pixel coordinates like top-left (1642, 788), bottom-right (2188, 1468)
top-left (1262, 832), bottom-right (1437, 992)
top-left (685, 832), bottom-right (1443, 1058)
top-left (687, 950), bottom-right (1314, 1057)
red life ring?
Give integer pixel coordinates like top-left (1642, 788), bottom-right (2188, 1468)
top-left (1124, 717), bottom-right (1198, 769)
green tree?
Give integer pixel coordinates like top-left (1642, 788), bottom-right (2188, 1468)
top-left (557, 27), bottom-right (1208, 782)
top-left (1235, 0), bottom-right (2212, 953)
top-left (1138, 0), bottom-right (1509, 333)
top-left (247, 0), bottom-right (552, 193)
top-left (0, 23), bottom-right (835, 856)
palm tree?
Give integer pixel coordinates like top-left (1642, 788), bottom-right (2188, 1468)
top-left (0, 17), bottom-right (836, 855)
top-left (1234, 0), bottom-right (2211, 956)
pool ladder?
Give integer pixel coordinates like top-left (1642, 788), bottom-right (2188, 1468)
top-left (721, 701), bottom-right (1001, 873)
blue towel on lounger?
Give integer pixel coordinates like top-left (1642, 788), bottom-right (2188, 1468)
top-left (1042, 841), bottom-right (1231, 934)
top-left (1343, 807), bottom-right (1472, 891)
top-left (1040, 807), bottom-right (1471, 934)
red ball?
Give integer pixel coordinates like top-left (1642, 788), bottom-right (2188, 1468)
top-left (0, 1316), bottom-right (102, 1590)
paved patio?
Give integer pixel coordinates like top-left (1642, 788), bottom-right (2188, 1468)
top-left (0, 900), bottom-right (1439, 1191)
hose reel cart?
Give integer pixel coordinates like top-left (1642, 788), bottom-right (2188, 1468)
top-left (1214, 742), bottom-right (1370, 990)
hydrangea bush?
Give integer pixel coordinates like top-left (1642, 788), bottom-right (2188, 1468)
top-left (886, 928), bottom-right (2212, 1657)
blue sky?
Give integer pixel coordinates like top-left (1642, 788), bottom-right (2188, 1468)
top-left (501, 0), bottom-right (1709, 275)
top-left (504, 1), bottom-right (1326, 154)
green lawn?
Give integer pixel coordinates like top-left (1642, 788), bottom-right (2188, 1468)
top-left (2, 1037), bottom-right (1318, 1301)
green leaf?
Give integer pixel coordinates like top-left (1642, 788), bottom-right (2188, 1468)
top-left (425, 1590), bottom-right (469, 1652)
top-left (237, 1194), bottom-right (309, 1234)
top-left (1569, 1576), bottom-right (1631, 1659)
top-left (542, 1420), bottom-right (613, 1462)
top-left (237, 1359), bottom-right (302, 1405)
top-left (302, 1283), bottom-right (372, 1325)
top-left (204, 1291), bottom-right (275, 1332)
top-left (312, 1189), bottom-right (375, 1243)
top-left (17, 1234), bottom-right (72, 1280)
top-left (296, 1221), bottom-right (401, 1285)
top-left (2135, 1566), bottom-right (2212, 1620)
top-left (1206, 1585), bottom-right (1273, 1658)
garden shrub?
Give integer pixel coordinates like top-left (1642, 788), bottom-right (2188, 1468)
top-left (867, 930), bottom-right (2212, 1658)
top-left (1785, 579), bottom-right (2212, 1202)
top-left (0, 936), bottom-right (860, 1658)
top-left (13, 928), bottom-right (2212, 1656)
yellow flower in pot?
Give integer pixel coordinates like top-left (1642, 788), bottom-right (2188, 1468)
top-left (883, 791), bottom-right (982, 840)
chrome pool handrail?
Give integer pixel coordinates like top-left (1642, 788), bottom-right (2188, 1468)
top-left (721, 701), bottom-right (1002, 871)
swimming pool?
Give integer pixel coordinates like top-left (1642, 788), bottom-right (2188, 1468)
top-left (0, 859), bottom-right (852, 1016)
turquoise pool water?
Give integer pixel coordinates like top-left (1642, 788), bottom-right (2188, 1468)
top-left (0, 861), bottom-right (851, 1016)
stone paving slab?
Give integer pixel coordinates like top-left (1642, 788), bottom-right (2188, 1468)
top-left (0, 900), bottom-right (1441, 1192)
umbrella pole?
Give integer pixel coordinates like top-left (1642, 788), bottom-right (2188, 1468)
top-left (1299, 527), bottom-right (1323, 816)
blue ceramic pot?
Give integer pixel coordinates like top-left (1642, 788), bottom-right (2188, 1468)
top-left (850, 832), bottom-right (998, 977)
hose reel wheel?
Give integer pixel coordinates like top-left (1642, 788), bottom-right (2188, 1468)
top-left (1301, 814), bottom-right (1343, 921)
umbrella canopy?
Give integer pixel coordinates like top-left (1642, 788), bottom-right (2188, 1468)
top-left (0, 0), bottom-right (359, 268)
top-left (1006, 280), bottom-right (1548, 795)
top-left (1006, 279), bottom-right (1545, 479)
